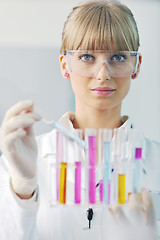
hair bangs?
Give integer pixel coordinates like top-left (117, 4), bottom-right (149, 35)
top-left (60, 1), bottom-right (140, 53)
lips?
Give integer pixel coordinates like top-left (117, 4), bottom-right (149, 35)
top-left (91, 87), bottom-right (115, 96)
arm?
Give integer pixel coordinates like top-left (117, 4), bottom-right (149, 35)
top-left (0, 100), bottom-right (41, 240)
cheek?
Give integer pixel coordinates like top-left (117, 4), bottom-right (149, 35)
top-left (70, 75), bottom-right (85, 95)
top-left (117, 77), bottom-right (131, 91)
top-left (115, 77), bottom-right (131, 100)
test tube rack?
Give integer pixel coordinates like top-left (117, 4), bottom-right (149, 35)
top-left (49, 128), bottom-right (143, 206)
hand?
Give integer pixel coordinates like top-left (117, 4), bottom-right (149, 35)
top-left (0, 100), bottom-right (41, 196)
top-left (109, 189), bottom-right (158, 240)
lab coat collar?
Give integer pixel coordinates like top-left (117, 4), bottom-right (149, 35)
top-left (40, 112), bottom-right (134, 158)
top-left (59, 112), bottom-right (134, 133)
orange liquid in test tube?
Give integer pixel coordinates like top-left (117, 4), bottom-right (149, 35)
top-left (59, 162), bottom-right (67, 204)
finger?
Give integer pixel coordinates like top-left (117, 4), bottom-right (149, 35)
top-left (128, 193), bottom-right (145, 226)
top-left (109, 205), bottom-right (129, 224)
top-left (1, 113), bottom-right (39, 136)
top-left (4, 129), bottom-right (27, 150)
top-left (4, 118), bottom-right (34, 136)
top-left (3, 100), bottom-right (34, 122)
top-left (2, 112), bottom-right (41, 136)
top-left (141, 188), bottom-right (156, 226)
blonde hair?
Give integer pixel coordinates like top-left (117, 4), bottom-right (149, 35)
top-left (60, 0), bottom-right (140, 53)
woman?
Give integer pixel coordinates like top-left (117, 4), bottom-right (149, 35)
top-left (0, 1), bottom-right (159, 239)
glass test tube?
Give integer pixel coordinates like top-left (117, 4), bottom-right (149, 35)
top-left (112, 128), bottom-right (126, 204)
top-left (126, 129), bottom-right (136, 200)
top-left (60, 162), bottom-right (67, 204)
top-left (104, 141), bottom-right (112, 204)
top-left (99, 180), bottom-right (103, 203)
top-left (99, 128), bottom-right (112, 204)
top-left (118, 174), bottom-right (125, 204)
top-left (56, 131), bottom-right (62, 202)
top-left (98, 129), bottom-right (104, 203)
top-left (59, 135), bottom-right (68, 204)
top-left (49, 130), bottom-right (62, 206)
top-left (133, 148), bottom-right (142, 195)
top-left (74, 129), bottom-right (83, 204)
top-left (75, 161), bottom-right (81, 204)
top-left (129, 130), bottom-right (143, 199)
top-left (118, 128), bottom-right (126, 205)
top-left (85, 129), bottom-right (97, 204)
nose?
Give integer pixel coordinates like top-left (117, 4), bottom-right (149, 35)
top-left (96, 61), bottom-right (111, 81)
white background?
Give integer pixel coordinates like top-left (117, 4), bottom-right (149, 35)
top-left (0, 0), bottom-right (159, 142)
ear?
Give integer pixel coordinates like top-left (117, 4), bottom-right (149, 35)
top-left (59, 54), bottom-right (70, 79)
top-left (132, 53), bottom-right (142, 79)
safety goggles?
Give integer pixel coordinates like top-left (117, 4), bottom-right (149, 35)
top-left (66, 50), bottom-right (139, 78)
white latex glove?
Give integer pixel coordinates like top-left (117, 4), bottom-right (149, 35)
top-left (0, 100), bottom-right (41, 196)
top-left (109, 189), bottom-right (158, 240)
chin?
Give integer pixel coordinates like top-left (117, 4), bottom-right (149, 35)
top-left (93, 103), bottom-right (112, 111)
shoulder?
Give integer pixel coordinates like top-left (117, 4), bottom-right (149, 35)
top-left (143, 136), bottom-right (160, 158)
top-left (143, 137), bottom-right (160, 192)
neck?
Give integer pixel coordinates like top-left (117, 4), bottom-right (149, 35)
top-left (73, 104), bottom-right (123, 133)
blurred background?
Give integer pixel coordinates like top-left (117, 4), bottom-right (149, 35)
top-left (0, 0), bottom-right (159, 141)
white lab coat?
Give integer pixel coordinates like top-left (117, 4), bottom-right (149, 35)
top-left (0, 112), bottom-right (160, 240)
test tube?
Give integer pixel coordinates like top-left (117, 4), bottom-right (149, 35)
top-left (98, 129), bottom-right (104, 203)
top-left (56, 131), bottom-right (62, 202)
top-left (74, 129), bottom-right (83, 204)
top-left (99, 180), bottom-right (103, 203)
top-left (49, 130), bottom-right (62, 206)
top-left (133, 147), bottom-right (142, 196)
top-left (128, 130), bottom-right (143, 200)
top-left (59, 135), bottom-right (68, 204)
top-left (112, 128), bottom-right (126, 204)
top-left (98, 128), bottom-right (112, 204)
top-left (104, 141), bottom-right (112, 204)
top-left (85, 129), bottom-right (97, 204)
top-left (59, 162), bottom-right (67, 204)
top-left (75, 161), bottom-right (81, 204)
top-left (118, 173), bottom-right (125, 204)
top-left (126, 129), bottom-right (134, 200)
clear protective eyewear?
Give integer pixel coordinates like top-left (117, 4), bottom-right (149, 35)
top-left (66, 50), bottom-right (139, 78)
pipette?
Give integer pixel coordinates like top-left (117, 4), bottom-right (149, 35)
top-left (35, 106), bottom-right (87, 149)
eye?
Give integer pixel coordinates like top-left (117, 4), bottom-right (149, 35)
top-left (109, 54), bottom-right (127, 63)
top-left (79, 54), bottom-right (95, 63)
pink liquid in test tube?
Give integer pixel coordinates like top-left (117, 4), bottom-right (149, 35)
top-left (99, 180), bottom-right (103, 203)
top-left (75, 161), bottom-right (81, 204)
top-left (108, 181), bottom-right (111, 204)
top-left (88, 136), bottom-right (96, 204)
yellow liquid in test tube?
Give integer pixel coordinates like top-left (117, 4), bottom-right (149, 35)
top-left (59, 162), bottom-right (67, 204)
top-left (118, 174), bottom-right (125, 204)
